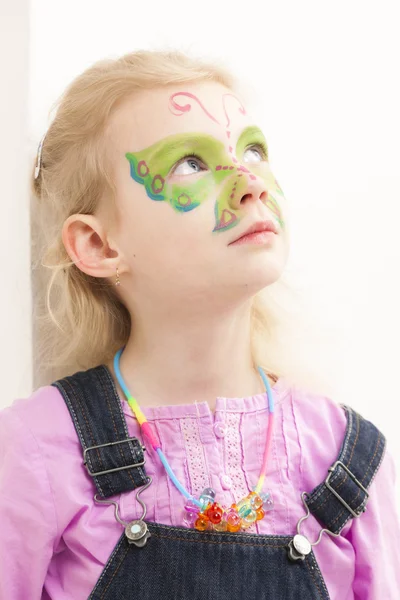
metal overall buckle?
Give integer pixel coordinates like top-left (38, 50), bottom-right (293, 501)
top-left (85, 437), bottom-right (152, 548)
top-left (83, 437), bottom-right (146, 477)
top-left (94, 476), bottom-right (153, 548)
top-left (288, 462), bottom-right (368, 562)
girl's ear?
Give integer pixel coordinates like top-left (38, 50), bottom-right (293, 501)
top-left (61, 213), bottom-right (124, 279)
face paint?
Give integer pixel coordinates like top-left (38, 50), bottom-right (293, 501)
top-left (235, 126), bottom-right (285, 230)
top-left (125, 93), bottom-right (285, 233)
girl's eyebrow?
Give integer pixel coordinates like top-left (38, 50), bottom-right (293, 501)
top-left (235, 125), bottom-right (268, 148)
top-left (146, 134), bottom-right (224, 163)
top-left (152, 139), bottom-right (200, 161)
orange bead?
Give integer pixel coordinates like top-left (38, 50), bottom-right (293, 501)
top-left (256, 507), bottom-right (265, 520)
top-left (251, 494), bottom-right (264, 510)
top-left (195, 514), bottom-right (209, 531)
top-left (227, 521), bottom-right (241, 532)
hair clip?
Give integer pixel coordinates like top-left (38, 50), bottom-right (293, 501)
top-left (34, 133), bottom-right (47, 180)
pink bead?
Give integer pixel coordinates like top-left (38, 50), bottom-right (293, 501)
top-left (184, 500), bottom-right (199, 513)
top-left (182, 510), bottom-right (197, 527)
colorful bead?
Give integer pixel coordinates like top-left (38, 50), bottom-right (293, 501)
top-left (249, 492), bottom-right (263, 510)
top-left (182, 510), bottom-right (197, 527)
top-left (184, 486), bottom-right (273, 532)
top-left (260, 491), bottom-right (274, 511)
top-left (243, 509), bottom-right (257, 524)
top-left (199, 487), bottom-right (216, 511)
top-left (206, 502), bottom-right (223, 524)
top-left (241, 517), bottom-right (254, 529)
top-left (195, 514), bottom-right (209, 531)
top-left (259, 491), bottom-right (271, 503)
top-left (202, 487), bottom-right (216, 500)
top-left (213, 520), bottom-right (228, 532)
top-left (226, 509), bottom-right (241, 532)
top-left (256, 507), bottom-right (265, 520)
top-left (237, 500), bottom-right (252, 518)
top-left (264, 499), bottom-right (274, 511)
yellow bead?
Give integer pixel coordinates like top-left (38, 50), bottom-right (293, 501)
top-left (243, 509), bottom-right (257, 524)
top-left (213, 520), bottom-right (228, 532)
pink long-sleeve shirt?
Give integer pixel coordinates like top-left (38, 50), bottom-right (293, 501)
top-left (0, 376), bottom-right (399, 599)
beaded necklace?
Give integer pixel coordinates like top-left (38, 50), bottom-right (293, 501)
top-left (113, 347), bottom-right (275, 532)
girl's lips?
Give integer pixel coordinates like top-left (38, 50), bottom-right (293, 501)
top-left (229, 230), bottom-right (277, 246)
top-left (229, 219), bottom-right (278, 245)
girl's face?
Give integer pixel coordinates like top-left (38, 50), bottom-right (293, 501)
top-left (106, 81), bottom-right (290, 307)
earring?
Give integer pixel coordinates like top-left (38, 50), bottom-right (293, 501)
top-left (115, 267), bottom-right (121, 286)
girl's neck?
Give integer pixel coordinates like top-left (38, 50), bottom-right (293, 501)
top-left (109, 301), bottom-right (276, 412)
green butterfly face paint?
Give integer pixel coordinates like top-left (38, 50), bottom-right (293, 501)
top-left (125, 101), bottom-right (285, 233)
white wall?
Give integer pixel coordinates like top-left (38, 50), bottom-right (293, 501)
top-left (5, 0), bottom-right (400, 501)
top-left (0, 0), bottom-right (32, 400)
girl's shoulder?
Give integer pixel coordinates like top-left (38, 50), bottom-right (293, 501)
top-left (281, 381), bottom-right (392, 505)
top-left (0, 384), bottom-right (82, 457)
top-left (278, 381), bottom-right (352, 492)
top-left (0, 383), bottom-right (96, 537)
top-left (278, 379), bottom-right (349, 445)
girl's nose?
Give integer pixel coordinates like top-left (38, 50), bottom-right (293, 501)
top-left (238, 175), bottom-right (268, 206)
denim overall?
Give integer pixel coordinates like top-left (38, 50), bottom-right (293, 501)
top-left (52, 365), bottom-right (386, 600)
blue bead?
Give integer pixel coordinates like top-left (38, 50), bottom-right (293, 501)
top-left (201, 487), bottom-right (216, 499)
top-left (260, 491), bottom-right (271, 503)
top-left (260, 491), bottom-right (274, 511)
top-left (199, 487), bottom-right (216, 509)
top-left (238, 502), bottom-right (252, 518)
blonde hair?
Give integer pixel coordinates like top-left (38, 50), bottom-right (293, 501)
top-left (31, 49), bottom-right (336, 397)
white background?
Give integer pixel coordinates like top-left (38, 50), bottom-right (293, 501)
top-left (1, 0), bottom-right (399, 503)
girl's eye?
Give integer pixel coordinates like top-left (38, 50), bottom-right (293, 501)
top-left (243, 144), bottom-right (268, 164)
top-left (172, 156), bottom-right (206, 176)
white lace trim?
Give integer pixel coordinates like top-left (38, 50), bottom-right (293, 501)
top-left (180, 417), bottom-right (211, 497)
top-left (224, 412), bottom-right (249, 502)
top-left (224, 411), bottom-right (259, 532)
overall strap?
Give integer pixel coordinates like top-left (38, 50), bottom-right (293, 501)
top-left (306, 404), bottom-right (386, 535)
top-left (52, 364), bottom-right (148, 498)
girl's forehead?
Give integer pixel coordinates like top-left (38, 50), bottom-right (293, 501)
top-left (108, 82), bottom-right (255, 153)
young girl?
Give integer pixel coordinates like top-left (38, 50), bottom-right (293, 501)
top-left (1, 50), bottom-right (399, 599)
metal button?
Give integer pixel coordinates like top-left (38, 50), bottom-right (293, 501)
top-left (220, 474), bottom-right (232, 490)
top-left (213, 422), bottom-right (226, 438)
top-left (293, 534), bottom-right (312, 556)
